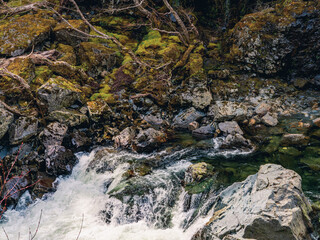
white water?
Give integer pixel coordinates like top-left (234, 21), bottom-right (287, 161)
top-left (0, 149), bottom-right (213, 240)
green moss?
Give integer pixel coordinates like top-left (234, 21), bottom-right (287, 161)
top-left (47, 76), bottom-right (82, 92)
top-left (278, 147), bottom-right (302, 156)
top-left (7, 58), bottom-right (35, 81)
top-left (301, 157), bottom-right (320, 171)
top-left (0, 11), bottom-right (56, 56)
top-left (185, 178), bottom-right (215, 194)
top-left (53, 19), bottom-right (86, 32)
top-left (187, 53), bottom-right (204, 75)
top-left (57, 44), bottom-right (77, 65)
top-left (33, 66), bottom-right (52, 87)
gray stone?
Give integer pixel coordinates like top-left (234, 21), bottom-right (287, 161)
top-left (220, 133), bottom-right (253, 150)
top-left (192, 124), bottom-right (215, 139)
top-left (113, 127), bottom-right (135, 149)
top-left (37, 78), bottom-right (82, 112)
top-left (133, 128), bottom-right (167, 153)
top-left (188, 121), bottom-right (199, 131)
top-left (182, 87), bottom-right (212, 110)
top-left (192, 164), bottom-right (313, 240)
top-left (209, 101), bottom-right (249, 122)
top-left (218, 121), bottom-right (243, 135)
top-left (40, 122), bottom-right (68, 148)
top-left (9, 117), bottom-right (38, 145)
top-left (262, 112), bottom-right (278, 126)
top-left (0, 106), bottom-right (14, 140)
top-left (143, 114), bottom-right (165, 129)
top-left (172, 107), bottom-right (205, 130)
top-left (255, 102), bottom-right (271, 116)
top-left (48, 109), bottom-right (89, 127)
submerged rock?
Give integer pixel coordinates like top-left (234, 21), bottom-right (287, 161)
top-left (192, 164), bottom-right (313, 240)
top-left (281, 133), bottom-right (309, 146)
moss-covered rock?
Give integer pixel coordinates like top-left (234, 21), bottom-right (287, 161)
top-left (47, 109), bottom-right (89, 127)
top-left (0, 11), bottom-right (56, 56)
top-left (78, 42), bottom-right (122, 77)
top-left (57, 44), bottom-right (77, 66)
top-left (0, 105), bottom-right (14, 140)
top-left (54, 19), bottom-right (88, 46)
top-left (37, 77), bottom-right (83, 112)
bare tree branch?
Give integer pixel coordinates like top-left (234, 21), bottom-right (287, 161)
top-left (0, 1), bottom-right (47, 16)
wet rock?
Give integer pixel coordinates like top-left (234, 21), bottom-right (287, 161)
top-left (37, 77), bottom-right (82, 112)
top-left (218, 121), bottom-right (243, 135)
top-left (209, 101), bottom-right (249, 122)
top-left (262, 112), bottom-right (278, 127)
top-left (48, 109), bottom-right (89, 127)
top-left (45, 145), bottom-right (76, 176)
top-left (281, 133), bottom-right (309, 147)
top-left (255, 102), bottom-right (271, 116)
top-left (220, 134), bottom-right (253, 150)
top-left (185, 162), bottom-right (214, 184)
top-left (133, 128), bottom-right (167, 153)
top-left (0, 12), bottom-right (56, 56)
top-left (192, 124), bottom-right (215, 139)
top-left (192, 164), bottom-right (313, 240)
top-left (188, 121), bottom-right (199, 131)
top-left (69, 130), bottom-right (90, 150)
top-left (3, 176), bottom-right (29, 203)
top-left (33, 172), bottom-right (56, 198)
top-left (172, 107), bottom-right (205, 130)
top-left (39, 122), bottom-right (68, 148)
top-left (9, 117), bottom-right (38, 145)
top-left (113, 127), bottom-right (135, 149)
top-left (0, 106), bottom-right (14, 140)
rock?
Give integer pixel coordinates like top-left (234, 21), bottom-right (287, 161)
top-left (113, 127), bottom-right (135, 149)
top-left (172, 108), bottom-right (205, 130)
top-left (313, 118), bottom-right (320, 127)
top-left (220, 134), bottom-right (253, 150)
top-left (281, 133), bottom-right (308, 146)
top-left (133, 128), bottom-right (167, 153)
top-left (37, 77), bottom-right (83, 112)
top-left (192, 164), bottom-right (313, 240)
top-left (9, 117), bottom-right (38, 145)
top-left (218, 121), bottom-right (243, 135)
top-left (209, 101), bottom-right (249, 122)
top-left (48, 109), bottom-right (89, 127)
top-left (39, 122), bottom-right (68, 148)
top-left (69, 130), bottom-right (90, 150)
top-left (45, 145), bottom-right (76, 176)
top-left (0, 106), bottom-right (14, 140)
top-left (262, 112), bottom-right (278, 126)
top-left (192, 124), bottom-right (215, 139)
top-left (255, 102), bottom-right (271, 116)
top-left (33, 172), bottom-right (56, 198)
top-left (185, 162), bottom-right (214, 184)
top-left (0, 12), bottom-right (56, 56)
top-left (54, 20), bottom-right (88, 47)
top-left (143, 114), bottom-right (165, 129)
top-left (188, 121), bottom-right (199, 131)
top-left (181, 87), bottom-right (212, 110)
top-left (3, 176), bottom-right (29, 202)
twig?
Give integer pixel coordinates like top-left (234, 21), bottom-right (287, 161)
top-left (0, 99), bottom-right (23, 116)
top-left (2, 227), bottom-right (9, 240)
top-left (30, 210), bottom-right (42, 240)
top-left (75, 214), bottom-right (84, 240)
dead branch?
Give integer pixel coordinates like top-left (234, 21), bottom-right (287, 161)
top-left (174, 41), bottom-right (198, 69)
top-left (75, 214), bottom-right (84, 240)
top-left (162, 0), bottom-right (190, 43)
top-left (0, 1), bottom-right (47, 16)
top-left (30, 210), bottom-right (42, 240)
top-left (2, 227), bottom-right (9, 240)
top-left (0, 99), bottom-right (23, 116)
top-left (133, 0), bottom-right (152, 17)
top-left (105, 0), bottom-right (146, 14)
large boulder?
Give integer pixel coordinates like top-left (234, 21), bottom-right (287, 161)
top-left (0, 12), bottom-right (56, 56)
top-left (0, 106), bottom-right (14, 140)
top-left (47, 109), bottom-right (89, 127)
top-left (172, 107), bottom-right (205, 130)
top-left (113, 127), bottom-right (135, 149)
top-left (9, 117), bottom-right (38, 145)
top-left (192, 124), bottom-right (215, 139)
top-left (229, 2), bottom-right (320, 77)
top-left (37, 77), bottom-right (83, 112)
top-left (218, 121), bottom-right (243, 135)
top-left (192, 164), bottom-right (313, 240)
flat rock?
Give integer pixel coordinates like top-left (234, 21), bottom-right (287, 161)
top-left (48, 109), bottom-right (89, 127)
top-left (281, 133), bottom-right (309, 146)
top-left (192, 124), bottom-right (215, 139)
top-left (262, 112), bottom-right (278, 126)
top-left (209, 101), bottom-right (249, 122)
top-left (40, 122), bottom-right (68, 148)
top-left (255, 102), bottom-right (271, 116)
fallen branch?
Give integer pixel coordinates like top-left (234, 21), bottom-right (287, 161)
top-left (0, 99), bottom-right (23, 116)
top-left (0, 1), bottom-right (47, 16)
